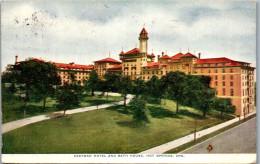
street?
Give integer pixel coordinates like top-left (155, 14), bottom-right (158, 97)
top-left (181, 117), bottom-right (256, 153)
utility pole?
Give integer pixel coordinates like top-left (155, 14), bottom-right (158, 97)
top-left (194, 119), bottom-right (197, 143)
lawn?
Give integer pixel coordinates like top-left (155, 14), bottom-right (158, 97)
top-left (2, 99), bottom-right (234, 154)
top-left (1, 92), bottom-right (123, 123)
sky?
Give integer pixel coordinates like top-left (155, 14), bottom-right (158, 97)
top-left (1, 0), bottom-right (256, 71)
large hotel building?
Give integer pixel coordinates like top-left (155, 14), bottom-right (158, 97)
top-left (94, 28), bottom-right (256, 116)
top-left (13, 28), bottom-right (255, 116)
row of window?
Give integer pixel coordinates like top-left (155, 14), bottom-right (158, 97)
top-left (216, 88), bottom-right (234, 96)
top-left (200, 68), bottom-right (233, 73)
top-left (214, 75), bottom-right (233, 80)
top-left (243, 88), bottom-right (254, 96)
top-left (214, 81), bottom-right (233, 87)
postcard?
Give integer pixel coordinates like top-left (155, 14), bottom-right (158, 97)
top-left (1, 0), bottom-right (256, 163)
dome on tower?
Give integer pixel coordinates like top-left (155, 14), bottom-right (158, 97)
top-left (140, 28), bottom-right (148, 35)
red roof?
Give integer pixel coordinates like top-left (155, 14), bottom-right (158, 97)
top-left (180, 52), bottom-right (197, 58)
top-left (143, 62), bottom-right (159, 68)
top-left (54, 63), bottom-right (94, 70)
top-left (193, 57), bottom-right (250, 68)
top-left (140, 28), bottom-right (148, 35)
top-left (147, 53), bottom-right (155, 58)
top-left (195, 57), bottom-right (235, 64)
top-left (107, 64), bottom-right (122, 70)
top-left (159, 55), bottom-right (171, 59)
top-left (124, 48), bottom-right (141, 55)
top-left (171, 53), bottom-right (183, 60)
top-left (94, 57), bottom-right (121, 64)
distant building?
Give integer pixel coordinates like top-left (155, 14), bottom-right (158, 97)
top-left (12, 28), bottom-right (255, 116)
top-left (94, 57), bottom-right (121, 77)
top-left (13, 56), bottom-right (94, 86)
top-left (53, 62), bottom-right (94, 85)
top-left (98, 28), bottom-right (255, 116)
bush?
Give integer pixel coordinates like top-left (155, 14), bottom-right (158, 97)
top-left (129, 97), bottom-right (149, 123)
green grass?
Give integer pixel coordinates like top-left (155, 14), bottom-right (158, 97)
top-left (2, 92), bottom-right (123, 123)
top-left (165, 114), bottom-right (256, 154)
top-left (2, 99), bottom-right (234, 154)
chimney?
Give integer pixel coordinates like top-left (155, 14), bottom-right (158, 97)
top-left (157, 55), bottom-right (160, 61)
top-left (162, 52), bottom-right (164, 56)
top-left (198, 53), bottom-right (201, 59)
top-left (15, 55), bottom-right (18, 64)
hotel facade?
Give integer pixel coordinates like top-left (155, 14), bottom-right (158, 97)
top-left (12, 28), bottom-right (255, 116)
top-left (94, 28), bottom-right (256, 116)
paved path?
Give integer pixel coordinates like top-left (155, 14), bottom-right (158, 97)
top-left (139, 111), bottom-right (256, 154)
top-left (2, 93), bottom-right (133, 134)
top-left (181, 117), bottom-right (256, 153)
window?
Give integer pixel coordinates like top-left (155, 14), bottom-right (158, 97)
top-left (223, 88), bottom-right (226, 95)
top-left (230, 75), bottom-right (233, 80)
top-left (208, 69), bottom-right (211, 73)
top-left (230, 82), bottom-right (233, 86)
top-left (215, 69), bottom-right (218, 73)
top-left (215, 81), bottom-right (218, 86)
top-left (222, 69), bottom-right (225, 73)
top-left (161, 71), bottom-right (163, 74)
top-left (230, 89), bottom-right (234, 96)
top-left (222, 75), bottom-right (225, 80)
top-left (182, 65), bottom-right (185, 69)
top-left (222, 82), bottom-right (225, 86)
top-left (201, 69), bottom-right (203, 73)
top-left (230, 69), bottom-right (233, 73)
top-left (215, 76), bottom-right (218, 80)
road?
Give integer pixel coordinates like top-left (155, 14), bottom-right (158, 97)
top-left (181, 117), bottom-right (256, 153)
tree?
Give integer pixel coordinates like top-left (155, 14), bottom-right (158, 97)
top-left (117, 76), bottom-right (132, 107)
top-left (32, 61), bottom-right (61, 108)
top-left (6, 58), bottom-right (61, 117)
top-left (192, 88), bottom-right (215, 117)
top-left (56, 83), bottom-right (79, 116)
top-left (87, 70), bottom-right (101, 96)
top-left (128, 97), bottom-right (149, 122)
top-left (166, 71), bottom-right (188, 114)
top-left (103, 73), bottom-right (121, 92)
top-left (185, 75), bottom-right (215, 117)
top-left (145, 75), bottom-right (163, 103)
top-left (132, 78), bottom-right (146, 98)
top-left (211, 98), bottom-right (236, 116)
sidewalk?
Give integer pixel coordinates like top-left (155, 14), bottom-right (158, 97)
top-left (139, 111), bottom-right (256, 154)
top-left (2, 93), bottom-right (133, 134)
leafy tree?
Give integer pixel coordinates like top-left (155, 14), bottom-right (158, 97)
top-left (166, 71), bottom-right (188, 114)
top-left (211, 98), bottom-right (236, 116)
top-left (56, 82), bottom-right (79, 116)
top-left (117, 76), bottom-right (132, 107)
top-left (87, 70), bottom-right (101, 96)
top-left (192, 88), bottom-right (215, 117)
top-left (103, 73), bottom-right (121, 92)
top-left (132, 78), bottom-right (146, 98)
top-left (32, 61), bottom-right (61, 108)
top-left (6, 58), bottom-right (61, 117)
top-left (185, 75), bottom-right (215, 117)
top-left (129, 97), bottom-right (149, 122)
top-left (145, 75), bottom-right (163, 103)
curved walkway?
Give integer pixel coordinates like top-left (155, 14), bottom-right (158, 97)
top-left (2, 93), bottom-right (134, 134)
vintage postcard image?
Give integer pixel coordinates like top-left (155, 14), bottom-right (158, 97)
top-left (1, 0), bottom-right (256, 163)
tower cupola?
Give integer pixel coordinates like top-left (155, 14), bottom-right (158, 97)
top-left (139, 28), bottom-right (149, 53)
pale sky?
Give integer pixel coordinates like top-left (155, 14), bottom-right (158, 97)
top-left (1, 0), bottom-right (256, 71)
